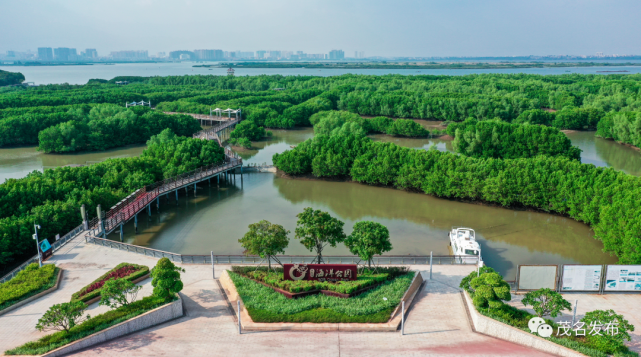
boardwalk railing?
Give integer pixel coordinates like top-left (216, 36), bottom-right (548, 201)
top-left (85, 236), bottom-right (480, 265)
top-left (193, 118), bottom-right (240, 144)
top-left (90, 158), bottom-right (242, 236)
top-left (0, 223), bottom-right (85, 283)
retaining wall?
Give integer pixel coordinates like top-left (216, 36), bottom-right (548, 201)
top-left (462, 291), bottom-right (586, 357)
top-left (42, 295), bottom-right (183, 357)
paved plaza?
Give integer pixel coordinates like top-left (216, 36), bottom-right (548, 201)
top-left (0, 237), bottom-right (638, 356)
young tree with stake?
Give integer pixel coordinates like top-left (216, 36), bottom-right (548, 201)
top-left (36, 301), bottom-right (90, 332)
top-left (295, 207), bottom-right (346, 264)
top-left (345, 221), bottom-right (392, 268)
top-left (239, 220), bottom-right (290, 270)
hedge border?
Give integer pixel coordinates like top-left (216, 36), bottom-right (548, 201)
top-left (70, 263), bottom-right (149, 304)
top-left (0, 267), bottom-right (62, 316)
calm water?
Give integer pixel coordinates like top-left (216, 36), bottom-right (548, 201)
top-left (3, 62), bottom-right (641, 85)
top-left (104, 129), bottom-right (638, 278)
top-left (0, 145), bottom-right (145, 183)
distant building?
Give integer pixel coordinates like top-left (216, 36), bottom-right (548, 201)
top-left (194, 49), bottom-right (223, 60)
top-left (54, 47), bottom-right (76, 61)
top-left (6, 51), bottom-right (15, 57)
top-left (110, 50), bottom-right (149, 59)
top-left (268, 50), bottom-right (281, 59)
top-left (256, 50), bottom-right (267, 59)
top-left (328, 50), bottom-right (344, 60)
top-left (354, 51), bottom-right (365, 59)
top-left (307, 54), bottom-right (324, 59)
top-left (85, 49), bottom-right (98, 58)
top-left (169, 50), bottom-right (195, 60)
top-left (38, 48), bottom-right (53, 61)
top-left (234, 51), bottom-right (254, 59)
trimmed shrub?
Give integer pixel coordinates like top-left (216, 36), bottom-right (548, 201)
top-left (0, 264), bottom-right (58, 311)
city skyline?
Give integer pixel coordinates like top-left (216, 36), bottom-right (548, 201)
top-left (1, 0), bottom-right (640, 57)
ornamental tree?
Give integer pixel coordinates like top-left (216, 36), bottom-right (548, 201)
top-left (151, 257), bottom-right (185, 300)
top-left (295, 207), bottom-right (346, 264)
top-left (36, 301), bottom-right (90, 332)
top-left (239, 220), bottom-right (290, 270)
top-left (345, 221), bottom-right (392, 268)
top-left (469, 272), bottom-right (512, 309)
top-left (521, 288), bottom-right (571, 318)
top-left (581, 309), bottom-right (635, 354)
top-left (99, 278), bottom-right (143, 309)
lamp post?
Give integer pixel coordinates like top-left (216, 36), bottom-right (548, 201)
top-left (33, 224), bottom-right (42, 267)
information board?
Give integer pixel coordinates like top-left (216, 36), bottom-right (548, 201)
top-left (517, 265), bottom-right (558, 291)
top-left (561, 265), bottom-right (602, 291)
top-left (604, 265), bottom-right (641, 292)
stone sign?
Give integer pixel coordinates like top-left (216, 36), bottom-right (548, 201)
top-left (283, 264), bottom-right (357, 282)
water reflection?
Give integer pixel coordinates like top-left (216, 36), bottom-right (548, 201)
top-left (566, 131), bottom-right (641, 176)
top-left (234, 128), bottom-right (314, 165)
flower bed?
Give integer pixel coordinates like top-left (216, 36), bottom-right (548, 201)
top-left (0, 264), bottom-right (59, 311)
top-left (71, 263), bottom-right (149, 303)
top-left (5, 295), bottom-right (174, 355)
top-left (228, 270), bottom-right (415, 323)
top-left (231, 266), bottom-right (408, 295)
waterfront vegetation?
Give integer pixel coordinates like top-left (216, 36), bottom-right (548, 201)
top-left (447, 118), bottom-right (581, 160)
top-left (0, 70), bottom-right (25, 87)
top-left (70, 263), bottom-right (149, 303)
top-left (0, 131), bottom-right (224, 271)
top-left (460, 268), bottom-right (637, 357)
top-left (273, 129), bottom-right (641, 264)
top-left (228, 270), bottom-right (414, 323)
top-left (5, 258), bottom-right (182, 355)
top-left (0, 263), bottom-right (58, 311)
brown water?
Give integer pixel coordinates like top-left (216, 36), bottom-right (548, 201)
top-left (566, 131), bottom-right (641, 176)
top-left (0, 145), bottom-right (146, 182)
top-left (108, 129), bottom-right (624, 278)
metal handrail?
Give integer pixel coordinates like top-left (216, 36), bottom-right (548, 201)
top-left (84, 236), bottom-right (480, 265)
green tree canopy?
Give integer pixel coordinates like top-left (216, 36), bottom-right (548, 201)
top-left (469, 272), bottom-right (512, 309)
top-left (36, 301), bottom-right (89, 332)
top-left (521, 288), bottom-right (571, 318)
top-left (345, 221), bottom-right (392, 268)
top-left (99, 278), bottom-right (143, 309)
top-left (239, 220), bottom-right (290, 269)
top-left (151, 257), bottom-right (185, 300)
top-left (294, 207), bottom-right (346, 264)
top-left (581, 309), bottom-right (635, 354)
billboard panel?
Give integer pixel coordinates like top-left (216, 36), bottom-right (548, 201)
top-left (561, 265), bottom-right (602, 291)
top-left (517, 265), bottom-right (558, 291)
top-left (604, 265), bottom-right (641, 292)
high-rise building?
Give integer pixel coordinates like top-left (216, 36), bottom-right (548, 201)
top-left (54, 47), bottom-right (74, 61)
top-left (38, 48), bottom-right (53, 61)
top-left (85, 49), bottom-right (98, 58)
top-left (194, 49), bottom-right (223, 60)
top-left (329, 50), bottom-right (345, 60)
top-left (256, 50), bottom-right (267, 59)
top-left (268, 51), bottom-right (281, 59)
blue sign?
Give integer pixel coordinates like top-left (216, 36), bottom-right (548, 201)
top-left (39, 239), bottom-right (51, 252)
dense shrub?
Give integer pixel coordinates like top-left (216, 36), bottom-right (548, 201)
top-left (150, 258), bottom-right (184, 299)
top-left (449, 118), bottom-right (581, 160)
top-left (0, 264), bottom-right (58, 310)
top-left (596, 111), bottom-right (641, 148)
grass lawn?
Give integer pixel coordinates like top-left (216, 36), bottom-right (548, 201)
top-left (229, 270), bottom-right (414, 323)
top-left (0, 264), bottom-right (59, 312)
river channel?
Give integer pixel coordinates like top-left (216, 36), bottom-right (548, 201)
top-left (93, 128), bottom-right (641, 279)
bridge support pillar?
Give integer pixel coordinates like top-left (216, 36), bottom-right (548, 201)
top-left (147, 204), bottom-right (151, 220)
top-left (134, 214), bottom-right (138, 233)
top-left (208, 178), bottom-right (211, 187)
top-left (175, 189), bottom-right (178, 205)
top-left (194, 183), bottom-right (197, 196)
top-left (156, 197), bottom-right (160, 212)
top-left (217, 174), bottom-right (220, 186)
top-left (119, 224), bottom-right (123, 242)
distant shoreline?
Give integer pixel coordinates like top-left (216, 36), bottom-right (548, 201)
top-left (195, 62), bottom-right (641, 70)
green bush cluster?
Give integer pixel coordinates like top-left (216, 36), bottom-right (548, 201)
top-left (273, 131), bottom-right (641, 264)
top-left (0, 70), bottom-right (25, 87)
top-left (310, 110), bottom-right (430, 138)
top-left (37, 105), bottom-right (201, 153)
top-left (448, 118), bottom-right (581, 160)
top-left (228, 270), bottom-right (414, 322)
top-left (5, 295), bottom-right (169, 355)
top-left (70, 263), bottom-right (149, 303)
top-left (0, 264), bottom-right (58, 311)
top-left (232, 266), bottom-right (408, 294)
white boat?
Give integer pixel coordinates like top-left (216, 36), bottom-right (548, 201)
top-left (448, 227), bottom-right (481, 257)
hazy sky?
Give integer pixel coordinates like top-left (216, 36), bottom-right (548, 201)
top-left (2, 0), bottom-right (640, 57)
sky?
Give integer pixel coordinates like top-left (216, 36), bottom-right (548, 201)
top-left (1, 0), bottom-right (640, 57)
